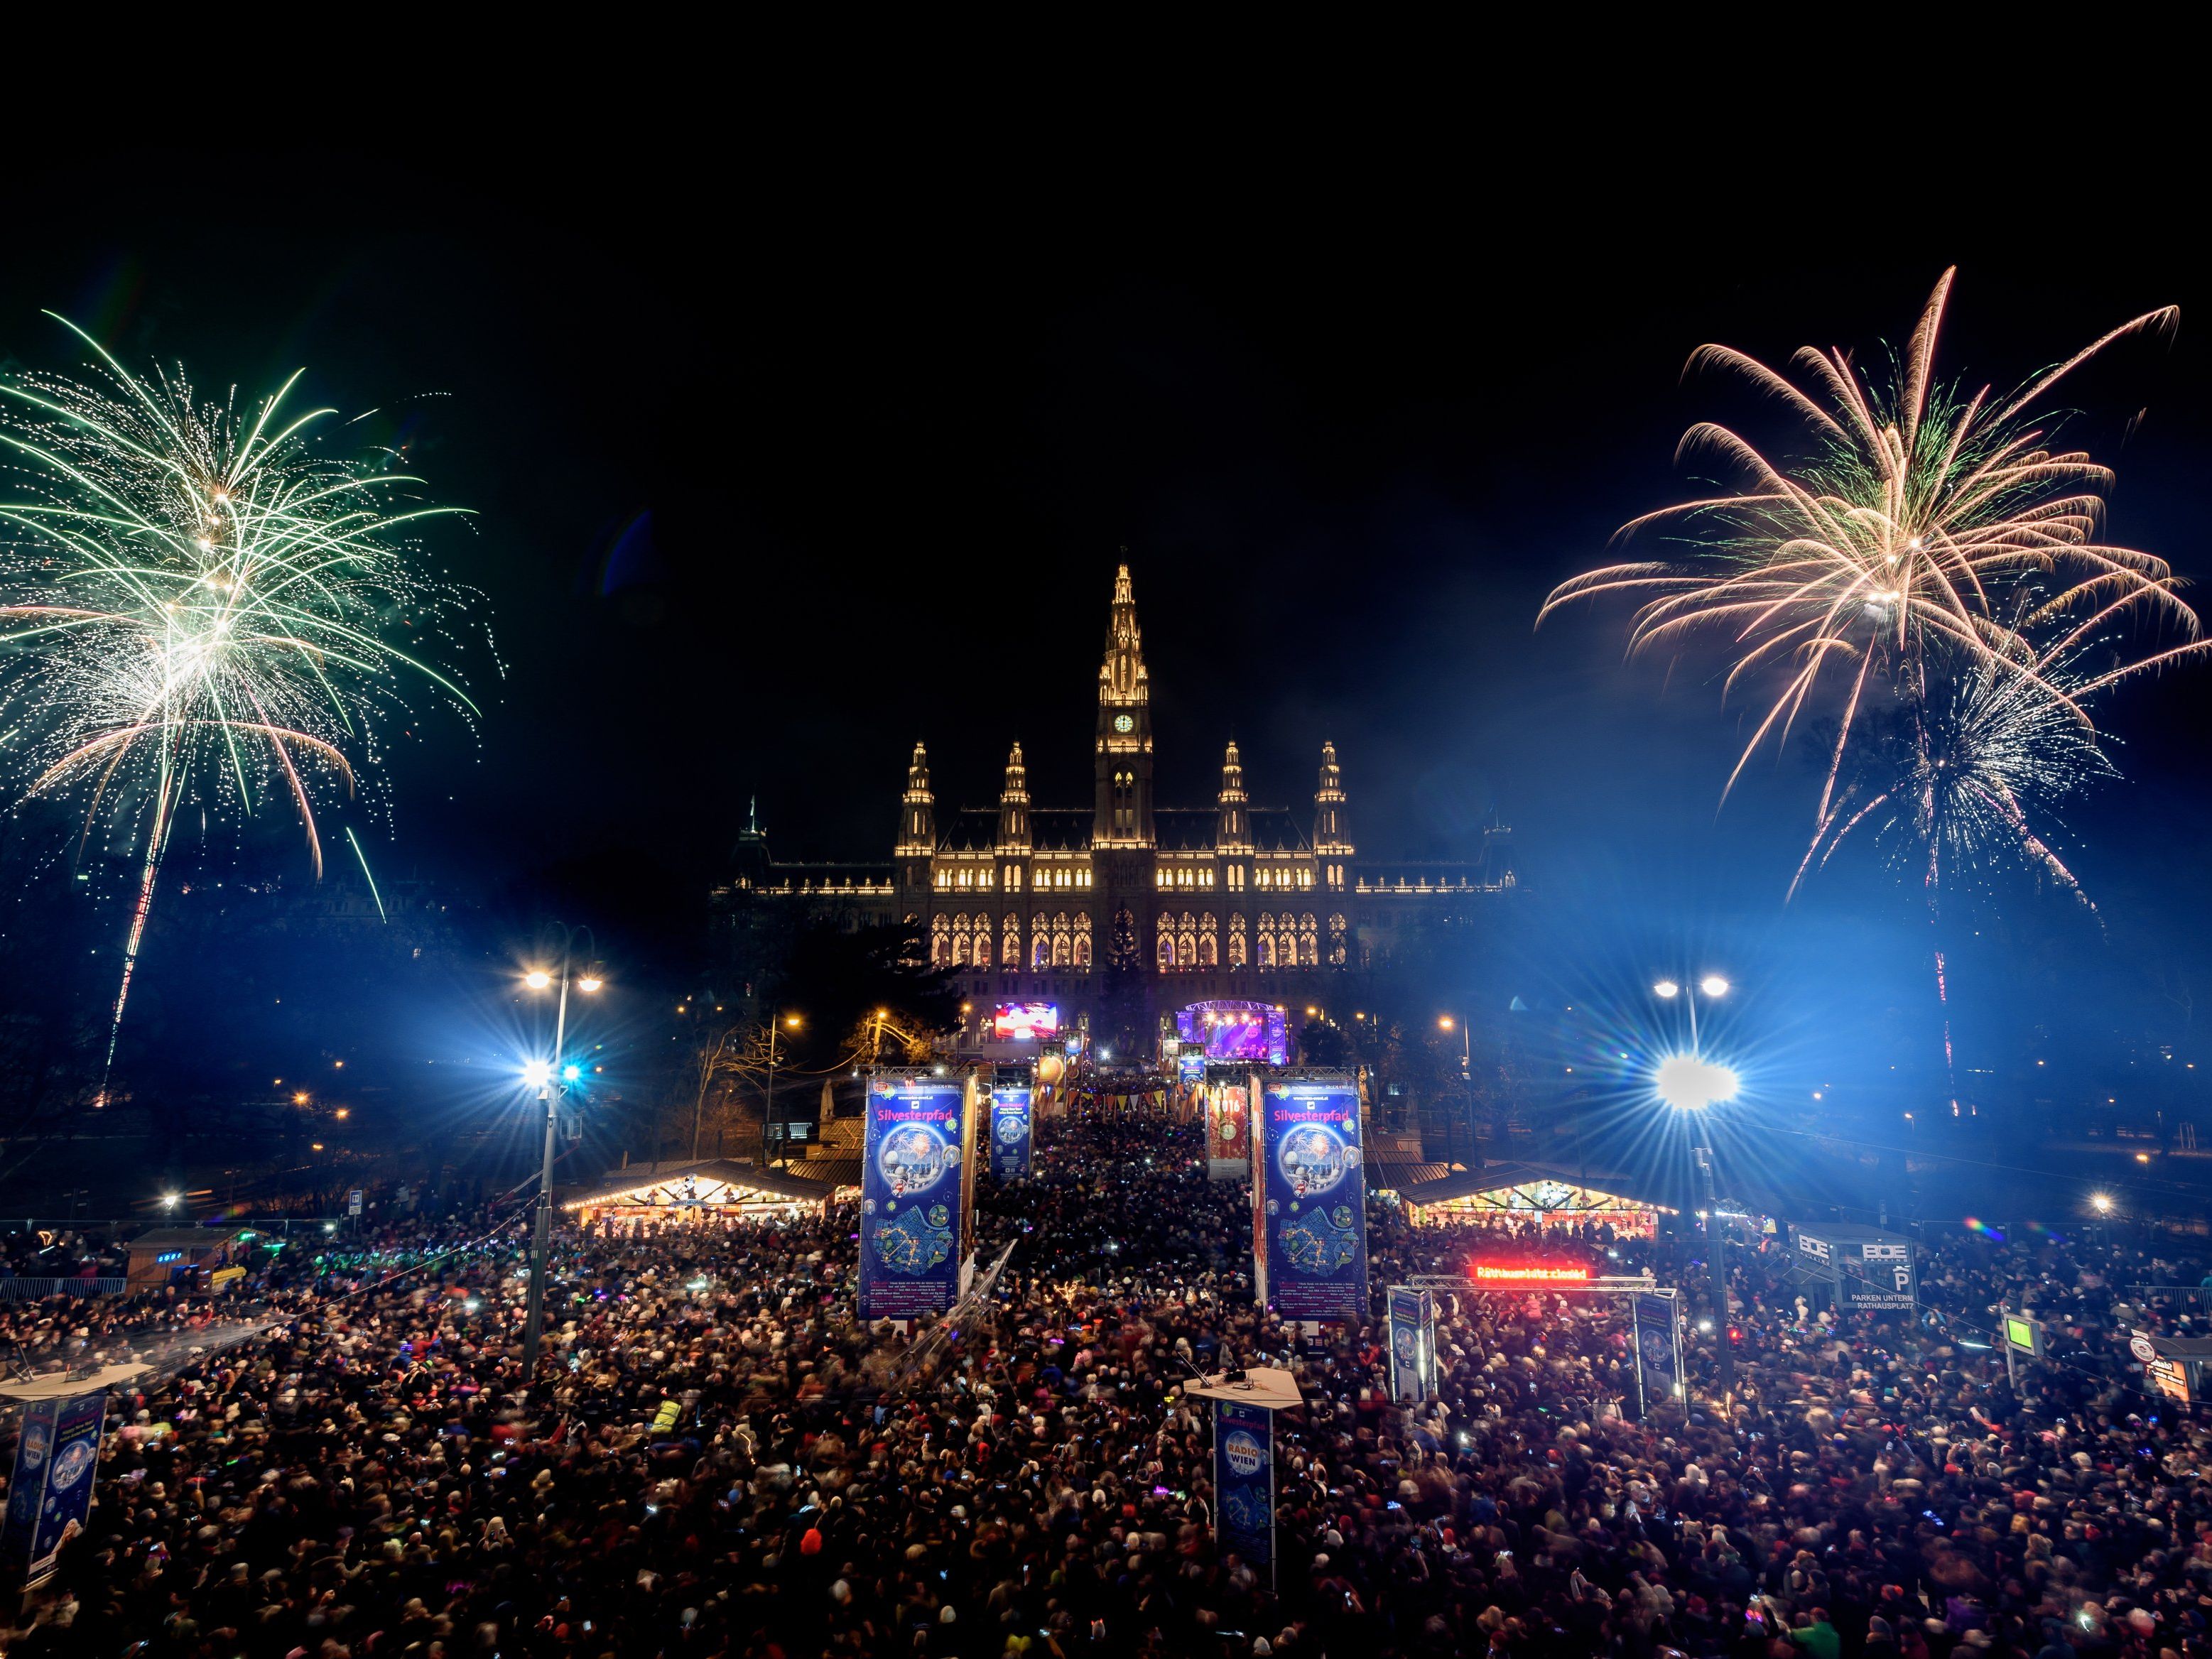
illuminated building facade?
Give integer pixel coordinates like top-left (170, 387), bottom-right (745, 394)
top-left (712, 565), bottom-right (1514, 1048)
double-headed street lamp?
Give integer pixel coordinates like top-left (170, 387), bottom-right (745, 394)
top-left (519, 928), bottom-right (603, 1385)
top-left (1652, 972), bottom-right (1740, 1407)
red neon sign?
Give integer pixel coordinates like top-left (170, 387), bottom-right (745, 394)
top-left (1472, 1265), bottom-right (1590, 1282)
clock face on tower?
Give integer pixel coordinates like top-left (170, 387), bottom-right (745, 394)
top-left (1113, 713), bottom-right (1134, 734)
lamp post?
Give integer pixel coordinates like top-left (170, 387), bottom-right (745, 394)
top-left (1438, 1014), bottom-right (1472, 1160)
top-left (521, 928), bottom-right (602, 1385)
top-left (1653, 973), bottom-right (1736, 1408)
top-left (766, 1010), bottom-right (802, 1168)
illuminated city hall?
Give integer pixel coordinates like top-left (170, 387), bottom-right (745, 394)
top-left (714, 565), bottom-right (1514, 1052)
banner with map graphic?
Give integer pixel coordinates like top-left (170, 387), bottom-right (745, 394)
top-left (1214, 1398), bottom-right (1274, 1576)
top-left (1255, 1074), bottom-right (1367, 1323)
top-left (4, 1388), bottom-right (107, 1584)
top-left (989, 1084), bottom-right (1033, 1179)
top-left (858, 1072), bottom-right (969, 1322)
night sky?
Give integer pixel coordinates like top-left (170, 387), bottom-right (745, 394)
top-left (8, 146), bottom-right (2211, 1106)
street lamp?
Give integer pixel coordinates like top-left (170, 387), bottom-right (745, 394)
top-left (1653, 971), bottom-right (1737, 1406)
top-left (519, 927), bottom-right (603, 1385)
top-left (766, 1010), bottom-right (803, 1169)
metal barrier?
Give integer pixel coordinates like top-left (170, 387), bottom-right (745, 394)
top-left (0, 1278), bottom-right (128, 1300)
top-left (2127, 1284), bottom-right (2212, 1309)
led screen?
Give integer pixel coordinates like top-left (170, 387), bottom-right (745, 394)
top-left (993, 1001), bottom-right (1060, 1040)
top-left (1178, 1001), bottom-right (1286, 1065)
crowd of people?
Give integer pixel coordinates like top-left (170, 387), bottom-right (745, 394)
top-left (5, 1115), bottom-right (2212, 1659)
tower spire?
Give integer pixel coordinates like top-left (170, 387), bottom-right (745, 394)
top-left (997, 739), bottom-right (1031, 852)
top-left (897, 741), bottom-right (935, 857)
top-left (1093, 562), bottom-right (1155, 847)
top-left (1217, 738), bottom-right (1250, 853)
top-left (1314, 741), bottom-right (1351, 875)
top-left (1098, 560), bottom-right (1149, 706)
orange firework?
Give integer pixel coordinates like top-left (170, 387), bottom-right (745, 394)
top-left (1540, 268), bottom-right (2199, 830)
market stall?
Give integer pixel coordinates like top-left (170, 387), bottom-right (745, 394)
top-left (563, 1159), bottom-right (842, 1229)
top-left (1399, 1165), bottom-right (1668, 1237)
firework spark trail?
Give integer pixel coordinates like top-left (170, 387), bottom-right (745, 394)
top-left (0, 315), bottom-right (481, 1099)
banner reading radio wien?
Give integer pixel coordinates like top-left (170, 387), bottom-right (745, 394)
top-left (4, 1388), bottom-right (108, 1585)
top-left (1214, 1398), bottom-right (1275, 1576)
top-left (859, 1070), bottom-right (970, 1322)
top-left (1254, 1072), bottom-right (1367, 1323)
top-left (989, 1079), bottom-right (1033, 1180)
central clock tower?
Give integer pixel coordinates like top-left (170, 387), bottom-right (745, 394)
top-left (1093, 562), bottom-right (1154, 849)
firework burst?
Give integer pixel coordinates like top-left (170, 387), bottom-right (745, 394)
top-left (0, 314), bottom-right (481, 1095)
top-left (1792, 641), bottom-right (2115, 905)
top-left (1539, 267), bottom-right (2199, 827)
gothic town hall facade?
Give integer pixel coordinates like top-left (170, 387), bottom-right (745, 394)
top-left (712, 566), bottom-right (1514, 1051)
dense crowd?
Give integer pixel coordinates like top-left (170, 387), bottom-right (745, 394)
top-left (6, 1116), bottom-right (2212, 1659)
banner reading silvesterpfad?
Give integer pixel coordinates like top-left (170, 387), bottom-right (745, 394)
top-left (1215, 1399), bottom-right (1274, 1577)
top-left (989, 1083), bottom-right (1033, 1179)
top-left (1257, 1073), bottom-right (1367, 1323)
top-left (858, 1072), bottom-right (968, 1322)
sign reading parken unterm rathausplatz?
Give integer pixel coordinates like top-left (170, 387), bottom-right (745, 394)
top-left (1253, 1072), bottom-right (1368, 1322)
top-left (858, 1072), bottom-right (972, 1322)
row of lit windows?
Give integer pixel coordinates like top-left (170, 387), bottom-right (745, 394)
top-left (1155, 866), bottom-right (1218, 889)
top-left (931, 911), bottom-right (1092, 970)
top-left (935, 864), bottom-right (1091, 890)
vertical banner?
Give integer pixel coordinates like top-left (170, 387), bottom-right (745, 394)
top-left (1208, 1079), bottom-right (1251, 1180)
top-left (858, 1072), bottom-right (970, 1322)
top-left (1256, 1072), bottom-right (1368, 1325)
top-left (1214, 1400), bottom-right (1275, 1578)
top-left (1389, 1286), bottom-right (1436, 1401)
top-left (4, 1389), bottom-right (108, 1584)
top-left (989, 1082), bottom-right (1034, 1179)
top-left (1634, 1292), bottom-right (1681, 1414)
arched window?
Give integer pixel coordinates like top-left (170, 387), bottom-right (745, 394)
top-left (1177, 932), bottom-right (1196, 967)
top-left (1158, 932), bottom-right (1176, 970)
top-left (973, 930), bottom-right (993, 967)
top-left (1198, 934), bottom-right (1217, 967)
top-left (1299, 934), bottom-right (1317, 966)
top-left (1003, 919), bottom-right (1020, 969)
top-left (1228, 933), bottom-right (1247, 967)
top-left (1279, 930), bottom-right (1299, 967)
top-left (1257, 934), bottom-right (1274, 968)
top-left (1328, 913), bottom-right (1347, 967)
top-left (1073, 933), bottom-right (1092, 967)
top-left (931, 914), bottom-right (950, 967)
top-left (1032, 933), bottom-right (1051, 971)
top-left (953, 932), bottom-right (970, 966)
top-left (1053, 933), bottom-right (1070, 967)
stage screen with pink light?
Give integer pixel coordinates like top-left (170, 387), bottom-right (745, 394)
top-left (993, 1001), bottom-right (1061, 1040)
top-left (1178, 1001), bottom-right (1286, 1065)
